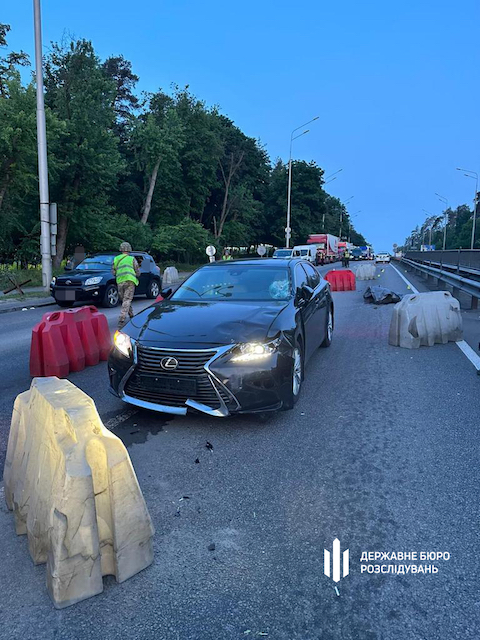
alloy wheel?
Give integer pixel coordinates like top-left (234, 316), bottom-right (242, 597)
top-left (108, 287), bottom-right (119, 306)
top-left (292, 347), bottom-right (302, 396)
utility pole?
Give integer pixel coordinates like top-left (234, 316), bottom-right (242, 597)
top-left (285, 116), bottom-right (319, 247)
top-left (34, 0), bottom-right (52, 289)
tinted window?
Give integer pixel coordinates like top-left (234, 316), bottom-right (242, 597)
top-left (76, 255), bottom-right (114, 270)
top-left (274, 249), bottom-right (293, 258)
top-left (294, 264), bottom-right (308, 290)
top-left (172, 266), bottom-right (292, 301)
top-left (302, 262), bottom-right (320, 289)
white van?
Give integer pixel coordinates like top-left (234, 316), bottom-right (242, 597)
top-left (292, 245), bottom-right (316, 263)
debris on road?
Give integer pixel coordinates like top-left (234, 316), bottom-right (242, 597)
top-left (208, 543), bottom-right (216, 551)
top-left (364, 286), bottom-right (402, 304)
top-left (195, 457), bottom-right (200, 464)
top-left (206, 441), bottom-right (214, 451)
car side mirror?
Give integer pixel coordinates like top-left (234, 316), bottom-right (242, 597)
top-left (161, 287), bottom-right (173, 299)
top-left (302, 284), bottom-right (314, 301)
top-left (64, 263), bottom-right (73, 271)
top-left (295, 285), bottom-right (314, 306)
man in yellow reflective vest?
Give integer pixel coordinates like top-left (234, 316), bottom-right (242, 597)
top-left (112, 242), bottom-right (140, 329)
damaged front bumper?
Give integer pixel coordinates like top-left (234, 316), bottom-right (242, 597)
top-left (108, 341), bottom-right (292, 418)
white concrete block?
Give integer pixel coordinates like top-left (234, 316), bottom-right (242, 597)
top-left (356, 263), bottom-right (376, 280)
top-left (163, 266), bottom-right (179, 284)
top-left (3, 377), bottom-right (154, 608)
top-left (388, 291), bottom-right (463, 349)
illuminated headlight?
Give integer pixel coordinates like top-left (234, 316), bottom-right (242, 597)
top-left (85, 276), bottom-right (102, 286)
top-left (113, 330), bottom-right (132, 358)
top-left (231, 339), bottom-right (280, 363)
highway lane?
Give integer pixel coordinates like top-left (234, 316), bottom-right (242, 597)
top-left (0, 262), bottom-right (479, 639)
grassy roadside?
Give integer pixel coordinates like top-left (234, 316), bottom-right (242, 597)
top-left (0, 267), bottom-right (64, 290)
top-left (0, 290), bottom-right (52, 303)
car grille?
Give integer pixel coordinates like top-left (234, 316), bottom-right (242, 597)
top-left (125, 347), bottom-right (231, 409)
top-left (56, 278), bottom-right (83, 286)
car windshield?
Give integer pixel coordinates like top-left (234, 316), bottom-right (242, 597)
top-left (274, 250), bottom-right (292, 258)
top-left (76, 256), bottom-right (115, 270)
top-left (172, 266), bottom-right (292, 301)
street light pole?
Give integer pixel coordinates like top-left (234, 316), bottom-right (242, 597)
top-left (339, 196), bottom-right (354, 238)
top-left (422, 209), bottom-right (435, 246)
top-left (435, 193), bottom-right (449, 250)
top-left (456, 168), bottom-right (478, 249)
top-left (33, 0), bottom-right (52, 289)
top-left (285, 116), bottom-right (319, 247)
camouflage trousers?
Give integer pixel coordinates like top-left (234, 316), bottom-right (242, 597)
top-left (117, 281), bottom-right (135, 329)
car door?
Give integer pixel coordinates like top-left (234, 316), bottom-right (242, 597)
top-left (294, 263), bottom-right (318, 361)
top-left (132, 254), bottom-right (149, 295)
top-left (302, 262), bottom-right (328, 347)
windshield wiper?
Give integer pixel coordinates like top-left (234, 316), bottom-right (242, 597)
top-left (180, 285), bottom-right (201, 296)
top-left (200, 284), bottom-right (234, 297)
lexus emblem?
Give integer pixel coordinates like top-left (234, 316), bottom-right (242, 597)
top-left (65, 280), bottom-right (71, 285)
top-left (160, 357), bottom-right (179, 371)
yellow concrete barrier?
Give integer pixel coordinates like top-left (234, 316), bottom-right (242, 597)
top-left (3, 377), bottom-right (154, 608)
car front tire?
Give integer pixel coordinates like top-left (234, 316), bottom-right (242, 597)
top-left (320, 306), bottom-right (333, 348)
top-left (102, 284), bottom-right (119, 308)
top-left (284, 341), bottom-right (304, 410)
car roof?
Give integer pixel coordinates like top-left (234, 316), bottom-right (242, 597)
top-left (88, 251), bottom-right (150, 257)
top-left (201, 258), bottom-right (305, 268)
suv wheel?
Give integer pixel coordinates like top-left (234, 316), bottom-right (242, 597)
top-left (102, 284), bottom-right (119, 308)
top-left (146, 279), bottom-right (161, 299)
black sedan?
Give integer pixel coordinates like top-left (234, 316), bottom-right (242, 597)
top-left (51, 252), bottom-right (162, 308)
top-left (108, 258), bottom-right (334, 417)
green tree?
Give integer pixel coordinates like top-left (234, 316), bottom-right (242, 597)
top-left (44, 39), bottom-right (124, 265)
top-left (152, 218), bottom-right (215, 263)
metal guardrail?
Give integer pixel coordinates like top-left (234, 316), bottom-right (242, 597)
top-left (405, 250), bottom-right (480, 272)
top-left (401, 257), bottom-right (480, 309)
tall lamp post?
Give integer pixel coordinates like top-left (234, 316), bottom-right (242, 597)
top-left (422, 209), bottom-right (435, 246)
top-left (285, 116), bottom-right (319, 247)
top-left (347, 211), bottom-right (361, 242)
top-left (435, 193), bottom-right (449, 250)
top-left (33, 0), bottom-right (52, 289)
top-left (456, 168), bottom-right (478, 249)
top-left (339, 195), bottom-right (354, 238)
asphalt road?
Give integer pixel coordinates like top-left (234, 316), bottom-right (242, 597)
top-left (0, 262), bottom-right (479, 640)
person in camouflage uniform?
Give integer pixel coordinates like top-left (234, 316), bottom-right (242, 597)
top-left (112, 242), bottom-right (140, 329)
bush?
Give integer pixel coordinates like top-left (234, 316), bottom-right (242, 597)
top-left (152, 219), bottom-right (217, 264)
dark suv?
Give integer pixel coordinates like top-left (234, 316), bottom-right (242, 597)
top-left (51, 252), bottom-right (162, 308)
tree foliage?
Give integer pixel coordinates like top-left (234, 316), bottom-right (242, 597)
top-left (402, 202), bottom-right (479, 251)
top-left (0, 25), bottom-right (368, 266)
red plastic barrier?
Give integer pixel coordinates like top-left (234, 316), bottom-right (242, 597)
top-left (324, 269), bottom-right (356, 291)
top-left (29, 306), bottom-right (112, 378)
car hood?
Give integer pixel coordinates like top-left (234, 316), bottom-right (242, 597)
top-left (56, 269), bottom-right (109, 280)
top-left (125, 300), bottom-right (289, 346)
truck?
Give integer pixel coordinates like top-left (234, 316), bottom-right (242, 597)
top-left (306, 234), bottom-right (339, 263)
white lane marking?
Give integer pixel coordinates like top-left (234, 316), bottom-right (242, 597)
top-left (455, 340), bottom-right (480, 372)
top-left (389, 263), bottom-right (419, 293)
top-left (390, 263), bottom-right (480, 372)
